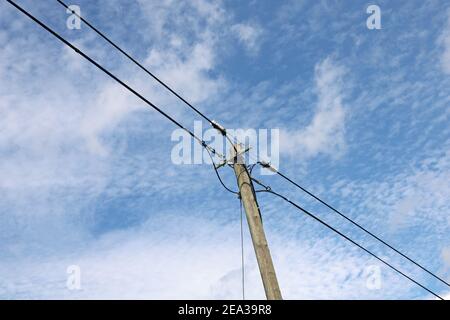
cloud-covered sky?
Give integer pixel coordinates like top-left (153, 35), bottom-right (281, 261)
top-left (0, 0), bottom-right (449, 299)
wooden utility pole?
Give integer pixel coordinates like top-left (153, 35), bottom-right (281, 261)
top-left (232, 144), bottom-right (282, 300)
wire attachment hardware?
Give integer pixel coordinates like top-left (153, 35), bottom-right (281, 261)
top-left (211, 120), bottom-right (226, 136)
top-left (259, 161), bottom-right (278, 173)
top-left (215, 145), bottom-right (251, 169)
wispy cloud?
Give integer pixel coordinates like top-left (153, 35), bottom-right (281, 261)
top-left (0, 212), bottom-right (417, 299)
top-left (442, 247), bottom-right (450, 269)
top-left (231, 22), bottom-right (264, 55)
top-left (0, 0), bottom-right (231, 258)
top-left (1, 0), bottom-right (449, 300)
top-left (281, 57), bottom-right (347, 159)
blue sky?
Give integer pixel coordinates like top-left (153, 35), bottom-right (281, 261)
top-left (0, 0), bottom-right (449, 299)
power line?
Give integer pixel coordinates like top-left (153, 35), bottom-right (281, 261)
top-left (205, 147), bottom-right (239, 195)
top-left (257, 162), bottom-right (450, 289)
top-left (5, 0), bottom-right (236, 195)
top-left (55, 0), bottom-right (243, 151)
top-left (57, 0), bottom-right (450, 292)
top-left (55, 0), bottom-right (214, 126)
top-left (9, 0), bottom-right (446, 299)
top-left (56, 0), bottom-right (252, 171)
top-left (53, 0), bottom-right (447, 286)
top-left (253, 179), bottom-right (444, 300)
top-left (58, 0), bottom-right (448, 296)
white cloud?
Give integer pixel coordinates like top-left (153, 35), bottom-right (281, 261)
top-left (145, 42), bottom-right (225, 105)
top-left (0, 0), bottom-right (230, 263)
top-left (134, 0), bottom-right (228, 104)
top-left (328, 148), bottom-right (450, 232)
top-left (389, 162), bottom-right (450, 229)
top-left (231, 23), bottom-right (263, 55)
top-left (0, 0), bottom-right (229, 190)
top-left (436, 291), bottom-right (450, 300)
top-left (0, 212), bottom-right (414, 299)
top-left (2, 0), bottom-right (447, 301)
top-left (442, 247), bottom-right (450, 268)
top-left (281, 57), bottom-right (347, 159)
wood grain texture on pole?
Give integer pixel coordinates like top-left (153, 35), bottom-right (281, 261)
top-left (232, 144), bottom-right (282, 300)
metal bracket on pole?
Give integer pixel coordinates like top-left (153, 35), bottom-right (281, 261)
top-left (214, 145), bottom-right (251, 169)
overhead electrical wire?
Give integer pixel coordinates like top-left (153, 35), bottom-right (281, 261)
top-left (55, 0), bottom-right (256, 190)
top-left (5, 0), bottom-right (237, 195)
top-left (56, 0), bottom-right (450, 291)
top-left (256, 162), bottom-right (450, 289)
top-left (55, 0), bottom-right (214, 126)
top-left (8, 0), bottom-right (447, 299)
top-left (205, 147), bottom-right (239, 195)
top-left (54, 0), bottom-right (252, 192)
top-left (56, 0), bottom-right (244, 154)
top-left (252, 178), bottom-right (444, 300)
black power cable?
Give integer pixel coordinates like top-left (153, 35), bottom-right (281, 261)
top-left (269, 168), bottom-right (450, 289)
top-left (9, 0), bottom-right (447, 299)
top-left (54, 0), bottom-right (242, 194)
top-left (52, 1), bottom-right (449, 289)
top-left (56, 0), bottom-right (243, 153)
top-left (55, 0), bottom-right (214, 126)
top-left (253, 179), bottom-right (444, 300)
top-left (55, 0), bottom-right (252, 192)
top-left (6, 0), bottom-right (237, 195)
top-left (205, 147), bottom-right (239, 195)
